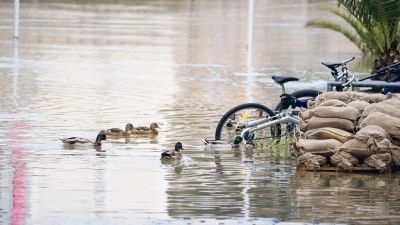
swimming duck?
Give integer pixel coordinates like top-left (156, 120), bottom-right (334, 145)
top-left (203, 136), bottom-right (244, 149)
top-left (60, 133), bottom-right (107, 146)
top-left (99, 123), bottom-right (134, 136)
top-left (160, 142), bottom-right (184, 160)
top-left (131, 122), bottom-right (160, 135)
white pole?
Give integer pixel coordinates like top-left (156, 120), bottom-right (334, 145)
top-left (14, 0), bottom-right (19, 41)
top-left (246, 0), bottom-right (254, 73)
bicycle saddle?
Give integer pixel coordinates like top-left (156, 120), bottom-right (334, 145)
top-left (272, 75), bottom-right (299, 84)
top-left (321, 61), bottom-right (342, 70)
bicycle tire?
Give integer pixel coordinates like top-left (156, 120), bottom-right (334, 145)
top-left (215, 103), bottom-right (275, 142)
top-left (272, 89), bottom-right (322, 139)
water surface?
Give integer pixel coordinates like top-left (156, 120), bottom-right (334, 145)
top-left (0, 0), bottom-right (398, 224)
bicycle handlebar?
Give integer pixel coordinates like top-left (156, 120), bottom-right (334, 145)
top-left (358, 62), bottom-right (400, 81)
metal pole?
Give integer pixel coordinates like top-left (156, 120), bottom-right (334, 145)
top-left (14, 0), bottom-right (19, 41)
top-left (246, 0), bottom-right (254, 72)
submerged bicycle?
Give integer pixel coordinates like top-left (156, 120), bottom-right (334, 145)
top-left (214, 57), bottom-right (400, 146)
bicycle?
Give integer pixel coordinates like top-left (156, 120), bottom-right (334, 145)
top-left (213, 56), bottom-right (392, 146)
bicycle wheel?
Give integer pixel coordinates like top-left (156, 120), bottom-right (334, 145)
top-left (272, 89), bottom-right (322, 139)
top-left (215, 103), bottom-right (276, 144)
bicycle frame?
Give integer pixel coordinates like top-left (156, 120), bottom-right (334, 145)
top-left (240, 111), bottom-right (300, 141)
top-left (239, 57), bottom-right (357, 142)
top-left (216, 56), bottom-right (400, 143)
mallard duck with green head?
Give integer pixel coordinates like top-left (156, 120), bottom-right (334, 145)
top-left (160, 142), bottom-right (184, 160)
top-left (60, 133), bottom-right (107, 146)
top-left (99, 123), bottom-right (134, 136)
top-left (203, 136), bottom-right (244, 149)
top-left (131, 122), bottom-right (160, 135)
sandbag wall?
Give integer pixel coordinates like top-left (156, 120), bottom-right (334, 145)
top-left (290, 91), bottom-right (400, 172)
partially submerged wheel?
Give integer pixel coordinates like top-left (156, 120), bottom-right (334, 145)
top-left (215, 103), bottom-right (276, 145)
top-left (272, 89), bottom-right (322, 140)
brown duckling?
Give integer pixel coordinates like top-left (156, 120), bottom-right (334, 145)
top-left (131, 122), bottom-right (160, 135)
top-left (99, 123), bottom-right (134, 136)
top-left (60, 133), bottom-right (107, 146)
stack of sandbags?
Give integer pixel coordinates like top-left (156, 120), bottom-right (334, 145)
top-left (299, 104), bottom-right (360, 133)
top-left (293, 91), bottom-right (400, 172)
top-left (338, 125), bottom-right (394, 172)
top-left (289, 139), bottom-right (342, 170)
top-left (357, 103), bottom-right (400, 141)
top-left (308, 91), bottom-right (385, 108)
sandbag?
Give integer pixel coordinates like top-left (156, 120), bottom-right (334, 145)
top-left (305, 127), bottom-right (353, 143)
top-left (346, 100), bottom-right (370, 114)
top-left (298, 152), bottom-right (327, 170)
top-left (330, 151), bottom-right (359, 166)
top-left (299, 108), bottom-right (314, 121)
top-left (364, 153), bottom-right (392, 172)
top-left (318, 99), bottom-right (346, 107)
top-left (313, 106), bottom-right (360, 121)
top-left (355, 125), bottom-right (392, 143)
top-left (340, 138), bottom-right (391, 158)
top-left (330, 151), bottom-right (359, 171)
top-left (307, 100), bottom-right (316, 109)
top-left (295, 127), bottom-right (305, 139)
top-left (384, 92), bottom-right (400, 100)
top-left (290, 139), bottom-right (342, 157)
top-left (315, 91), bottom-right (367, 105)
top-left (389, 144), bottom-right (400, 166)
top-left (362, 93), bottom-right (386, 103)
top-left (380, 98), bottom-right (400, 107)
top-left (361, 103), bottom-right (400, 119)
top-left (359, 110), bottom-right (400, 139)
top-left (302, 116), bottom-right (355, 133)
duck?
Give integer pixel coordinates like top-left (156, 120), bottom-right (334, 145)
top-left (160, 142), bottom-right (184, 160)
top-left (131, 122), bottom-right (160, 135)
top-left (60, 133), bottom-right (107, 146)
top-left (99, 123), bottom-right (134, 136)
top-left (203, 136), bottom-right (244, 149)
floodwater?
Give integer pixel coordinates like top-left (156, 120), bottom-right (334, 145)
top-left (0, 0), bottom-right (399, 224)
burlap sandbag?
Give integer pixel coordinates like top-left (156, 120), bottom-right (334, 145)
top-left (298, 152), bottom-right (327, 170)
top-left (302, 116), bottom-right (355, 133)
top-left (305, 127), bottom-right (353, 143)
top-left (359, 110), bottom-right (400, 140)
top-left (361, 103), bottom-right (400, 119)
top-left (364, 153), bottom-right (392, 172)
top-left (340, 138), bottom-right (391, 158)
top-left (315, 91), bottom-right (367, 105)
top-left (346, 100), bottom-right (370, 114)
top-left (380, 98), bottom-right (400, 107)
top-left (363, 93), bottom-right (386, 103)
top-left (318, 99), bottom-right (346, 107)
top-left (290, 139), bottom-right (342, 157)
top-left (330, 151), bottom-right (359, 166)
top-left (295, 127), bottom-right (305, 139)
top-left (307, 100), bottom-right (316, 109)
top-left (299, 108), bottom-right (314, 121)
top-left (389, 143), bottom-right (400, 166)
top-left (313, 106), bottom-right (360, 121)
top-left (355, 125), bottom-right (392, 143)
top-left (385, 92), bottom-right (400, 100)
top-left (330, 150), bottom-right (359, 171)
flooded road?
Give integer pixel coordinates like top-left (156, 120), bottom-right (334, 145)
top-left (0, 0), bottom-right (399, 224)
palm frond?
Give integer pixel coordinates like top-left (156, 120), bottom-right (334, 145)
top-left (306, 19), bottom-right (365, 51)
top-left (319, 5), bottom-right (383, 53)
top-left (338, 0), bottom-right (400, 50)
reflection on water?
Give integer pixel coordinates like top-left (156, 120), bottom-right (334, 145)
top-left (1, 0), bottom-right (399, 224)
top-left (288, 172), bottom-right (400, 224)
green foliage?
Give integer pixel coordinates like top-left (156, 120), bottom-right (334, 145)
top-left (307, 0), bottom-right (400, 56)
